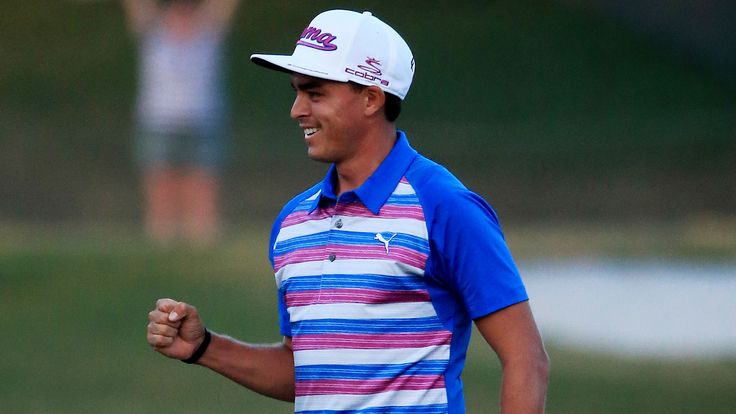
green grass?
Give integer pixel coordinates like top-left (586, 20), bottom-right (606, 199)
top-left (1, 224), bottom-right (734, 413)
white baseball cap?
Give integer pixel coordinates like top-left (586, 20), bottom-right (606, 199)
top-left (250, 9), bottom-right (415, 100)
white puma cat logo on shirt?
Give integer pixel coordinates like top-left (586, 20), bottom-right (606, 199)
top-left (374, 232), bottom-right (398, 254)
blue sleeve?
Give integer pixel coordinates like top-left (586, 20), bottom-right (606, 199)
top-left (277, 285), bottom-right (292, 337)
top-left (428, 189), bottom-right (528, 319)
top-left (408, 156), bottom-right (528, 320)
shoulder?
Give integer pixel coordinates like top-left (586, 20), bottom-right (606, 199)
top-left (272, 182), bottom-right (322, 229)
top-left (406, 155), bottom-right (525, 319)
top-left (405, 154), bottom-right (499, 224)
top-left (267, 182), bottom-right (322, 263)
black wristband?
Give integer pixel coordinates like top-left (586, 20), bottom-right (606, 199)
top-left (182, 328), bottom-right (211, 364)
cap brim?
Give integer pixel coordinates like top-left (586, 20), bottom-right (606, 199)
top-left (250, 54), bottom-right (295, 75)
top-left (250, 53), bottom-right (348, 83)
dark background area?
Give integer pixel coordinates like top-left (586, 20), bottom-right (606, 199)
top-left (1, 0), bottom-right (734, 226)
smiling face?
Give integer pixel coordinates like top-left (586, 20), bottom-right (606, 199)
top-left (290, 74), bottom-right (370, 164)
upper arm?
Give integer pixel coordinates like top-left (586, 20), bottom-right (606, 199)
top-left (474, 301), bottom-right (547, 366)
top-left (427, 188), bottom-right (528, 318)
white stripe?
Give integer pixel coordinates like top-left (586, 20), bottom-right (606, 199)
top-left (334, 216), bottom-right (428, 238)
top-left (305, 190), bottom-right (321, 201)
top-left (275, 260), bottom-right (324, 286)
top-left (393, 181), bottom-right (417, 195)
top-left (276, 259), bottom-right (425, 286)
top-left (293, 345), bottom-right (450, 366)
top-left (274, 216), bottom-right (331, 244)
top-left (288, 302), bottom-right (439, 322)
top-left (295, 388), bottom-right (447, 412)
top-left (276, 215), bottom-right (428, 245)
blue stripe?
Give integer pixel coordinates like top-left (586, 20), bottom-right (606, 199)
top-left (296, 404), bottom-right (448, 414)
top-left (292, 317), bottom-right (446, 335)
top-left (296, 360), bottom-right (447, 380)
top-left (384, 193), bottom-right (421, 206)
top-left (328, 232), bottom-right (427, 253)
top-left (284, 274), bottom-right (427, 292)
top-left (274, 232), bottom-right (329, 255)
top-left (291, 197), bottom-right (318, 212)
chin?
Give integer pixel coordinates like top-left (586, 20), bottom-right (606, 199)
top-left (306, 150), bottom-right (333, 164)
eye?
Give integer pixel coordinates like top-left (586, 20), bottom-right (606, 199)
top-left (307, 90), bottom-right (322, 99)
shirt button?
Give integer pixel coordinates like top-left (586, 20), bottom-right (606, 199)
top-left (335, 219), bottom-right (343, 229)
top-left (328, 253), bottom-right (336, 262)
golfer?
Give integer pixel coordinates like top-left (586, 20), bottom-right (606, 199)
top-left (147, 9), bottom-right (549, 413)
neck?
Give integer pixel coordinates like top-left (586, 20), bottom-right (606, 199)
top-left (334, 124), bottom-right (397, 196)
top-left (163, 6), bottom-right (200, 40)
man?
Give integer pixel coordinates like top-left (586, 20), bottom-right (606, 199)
top-left (147, 9), bottom-right (549, 413)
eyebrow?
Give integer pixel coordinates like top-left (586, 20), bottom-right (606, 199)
top-left (290, 79), bottom-right (326, 91)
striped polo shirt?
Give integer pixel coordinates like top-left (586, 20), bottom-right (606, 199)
top-left (269, 131), bottom-right (528, 413)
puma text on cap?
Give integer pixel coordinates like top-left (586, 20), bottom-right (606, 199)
top-left (250, 10), bottom-right (415, 100)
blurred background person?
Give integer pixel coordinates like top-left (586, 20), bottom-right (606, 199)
top-left (122, 0), bottom-right (240, 247)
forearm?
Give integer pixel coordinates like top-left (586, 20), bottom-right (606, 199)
top-left (197, 333), bottom-right (295, 401)
top-left (499, 358), bottom-right (549, 414)
top-left (474, 301), bottom-right (550, 413)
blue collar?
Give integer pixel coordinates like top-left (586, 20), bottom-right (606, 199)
top-left (308, 130), bottom-right (418, 215)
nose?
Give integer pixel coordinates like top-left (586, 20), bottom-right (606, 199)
top-left (290, 92), bottom-right (309, 120)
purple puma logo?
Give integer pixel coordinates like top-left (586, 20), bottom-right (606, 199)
top-left (296, 26), bottom-right (338, 51)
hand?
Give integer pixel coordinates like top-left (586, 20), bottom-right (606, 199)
top-left (147, 298), bottom-right (206, 361)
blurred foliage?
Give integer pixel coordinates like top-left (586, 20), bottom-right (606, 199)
top-left (1, 0), bottom-right (734, 223)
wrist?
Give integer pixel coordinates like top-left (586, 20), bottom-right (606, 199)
top-left (182, 328), bottom-right (211, 364)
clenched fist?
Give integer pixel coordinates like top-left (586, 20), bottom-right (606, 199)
top-left (147, 298), bottom-right (206, 361)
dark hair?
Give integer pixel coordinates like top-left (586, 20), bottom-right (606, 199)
top-left (349, 82), bottom-right (402, 122)
top-left (383, 93), bottom-right (402, 122)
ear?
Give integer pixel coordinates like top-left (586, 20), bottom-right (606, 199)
top-left (363, 86), bottom-right (386, 118)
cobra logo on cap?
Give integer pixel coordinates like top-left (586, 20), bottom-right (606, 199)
top-left (296, 26), bottom-right (338, 51)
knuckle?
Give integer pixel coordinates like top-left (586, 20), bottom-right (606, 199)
top-left (149, 322), bottom-right (174, 336)
top-left (150, 334), bottom-right (170, 348)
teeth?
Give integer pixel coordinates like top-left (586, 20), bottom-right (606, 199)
top-left (304, 128), bottom-right (320, 137)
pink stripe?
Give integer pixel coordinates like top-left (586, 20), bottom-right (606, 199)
top-left (279, 200), bottom-right (423, 228)
top-left (281, 207), bottom-right (334, 227)
top-left (334, 203), bottom-right (372, 216)
top-left (378, 205), bottom-right (425, 220)
top-left (274, 245), bottom-right (428, 272)
top-left (285, 288), bottom-right (430, 307)
top-left (292, 332), bottom-right (452, 351)
top-left (296, 375), bottom-right (445, 396)
top-left (333, 203), bottom-right (424, 220)
top-left (274, 249), bottom-right (326, 271)
top-left (331, 245), bottom-right (428, 269)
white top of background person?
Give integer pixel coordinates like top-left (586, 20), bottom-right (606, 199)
top-left (121, 0), bottom-right (239, 246)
